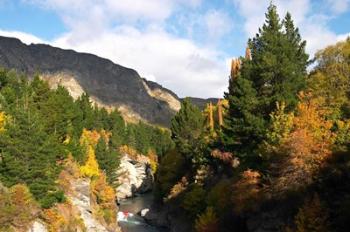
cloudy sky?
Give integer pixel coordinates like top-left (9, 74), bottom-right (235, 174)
top-left (0, 0), bottom-right (349, 98)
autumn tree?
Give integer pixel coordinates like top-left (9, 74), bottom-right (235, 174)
top-left (270, 93), bottom-right (335, 193)
top-left (308, 38), bottom-right (350, 119)
top-left (0, 184), bottom-right (39, 231)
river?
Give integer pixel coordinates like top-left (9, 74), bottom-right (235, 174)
top-left (118, 193), bottom-right (166, 232)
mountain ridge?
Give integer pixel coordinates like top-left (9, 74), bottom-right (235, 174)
top-left (0, 36), bottom-right (218, 126)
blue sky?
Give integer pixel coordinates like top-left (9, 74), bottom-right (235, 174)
top-left (0, 0), bottom-right (349, 98)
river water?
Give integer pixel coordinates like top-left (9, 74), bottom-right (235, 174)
top-left (118, 193), bottom-right (166, 232)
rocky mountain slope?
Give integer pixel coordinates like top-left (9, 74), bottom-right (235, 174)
top-left (0, 36), bottom-right (219, 126)
top-left (0, 36), bottom-right (180, 126)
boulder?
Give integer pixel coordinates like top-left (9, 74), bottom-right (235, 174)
top-left (27, 220), bottom-right (47, 232)
top-left (116, 155), bottom-right (154, 199)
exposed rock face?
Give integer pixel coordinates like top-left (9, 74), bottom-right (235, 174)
top-left (116, 155), bottom-right (153, 199)
top-left (69, 178), bottom-right (111, 232)
top-left (0, 36), bottom-right (179, 126)
top-left (27, 220), bottom-right (47, 232)
top-left (142, 78), bottom-right (181, 112)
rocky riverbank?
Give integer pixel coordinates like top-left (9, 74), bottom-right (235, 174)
top-left (116, 155), bottom-right (154, 200)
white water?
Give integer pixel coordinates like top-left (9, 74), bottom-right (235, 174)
top-left (118, 193), bottom-right (165, 232)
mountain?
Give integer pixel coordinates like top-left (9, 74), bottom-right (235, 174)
top-left (0, 36), bottom-right (221, 126)
top-left (0, 36), bottom-right (183, 126)
top-left (182, 97), bottom-right (220, 110)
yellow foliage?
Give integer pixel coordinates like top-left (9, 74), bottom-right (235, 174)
top-left (80, 128), bottom-right (102, 148)
top-left (195, 207), bottom-right (219, 232)
top-left (271, 93), bottom-right (335, 193)
top-left (147, 149), bottom-right (158, 173)
top-left (0, 112), bottom-right (6, 133)
top-left (335, 119), bottom-right (350, 145)
top-left (268, 102), bottom-right (294, 144)
top-left (80, 145), bottom-right (100, 178)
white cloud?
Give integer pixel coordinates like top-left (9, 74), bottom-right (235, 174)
top-left (204, 10), bottom-right (233, 42)
top-left (16, 0), bottom-right (232, 98)
top-left (326, 0), bottom-right (350, 14)
top-left (10, 0), bottom-right (347, 99)
top-left (0, 30), bottom-right (45, 44)
top-left (232, 0), bottom-right (349, 56)
top-left (52, 26), bottom-right (228, 98)
top-left (0, 27), bottom-right (229, 98)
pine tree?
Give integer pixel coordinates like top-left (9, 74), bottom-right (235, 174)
top-left (95, 137), bottom-right (120, 185)
top-left (222, 4), bottom-right (308, 165)
top-left (171, 98), bottom-right (207, 165)
top-left (0, 106), bottom-right (65, 208)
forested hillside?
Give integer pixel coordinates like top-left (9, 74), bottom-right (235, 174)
top-left (154, 4), bottom-right (350, 232)
top-left (0, 70), bottom-right (173, 231)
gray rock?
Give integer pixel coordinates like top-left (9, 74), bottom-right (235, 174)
top-left (116, 155), bottom-right (154, 199)
top-left (140, 208), bottom-right (150, 217)
top-left (27, 220), bottom-right (47, 232)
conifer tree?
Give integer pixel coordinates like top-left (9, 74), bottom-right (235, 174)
top-left (0, 106), bottom-right (65, 208)
top-left (222, 4), bottom-right (308, 164)
top-left (171, 98), bottom-right (207, 165)
top-left (95, 137), bottom-right (120, 185)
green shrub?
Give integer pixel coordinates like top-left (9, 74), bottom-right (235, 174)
top-left (182, 184), bottom-right (206, 217)
top-left (156, 149), bottom-right (187, 197)
top-left (206, 179), bottom-right (232, 214)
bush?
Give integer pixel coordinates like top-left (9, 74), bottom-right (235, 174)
top-left (232, 169), bottom-right (262, 214)
top-left (90, 173), bottom-right (117, 230)
top-left (195, 207), bottom-right (219, 232)
top-left (43, 201), bottom-right (86, 232)
top-left (182, 184), bottom-right (206, 217)
top-left (156, 149), bottom-right (187, 198)
top-left (0, 184), bottom-right (39, 231)
top-left (294, 194), bottom-right (330, 232)
top-left (206, 179), bottom-right (232, 214)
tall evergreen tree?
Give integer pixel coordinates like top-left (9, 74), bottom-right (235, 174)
top-left (0, 106), bottom-right (65, 208)
top-left (171, 98), bottom-right (207, 165)
top-left (95, 137), bottom-right (120, 185)
top-left (222, 4), bottom-right (308, 165)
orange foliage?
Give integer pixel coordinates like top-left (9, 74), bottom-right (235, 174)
top-left (271, 93), bottom-right (335, 193)
top-left (80, 129), bottom-right (101, 147)
top-left (211, 149), bottom-right (239, 168)
top-left (293, 194), bottom-right (330, 232)
top-left (90, 173), bottom-right (117, 230)
top-left (166, 177), bottom-right (189, 200)
top-left (232, 169), bottom-right (262, 214)
top-left (0, 184), bottom-right (39, 231)
top-left (80, 129), bottom-right (111, 148)
top-left (42, 201), bottom-right (85, 232)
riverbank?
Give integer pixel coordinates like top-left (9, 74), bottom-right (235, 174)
top-left (118, 193), bottom-right (167, 232)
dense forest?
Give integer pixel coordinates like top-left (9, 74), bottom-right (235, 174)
top-left (156, 4), bottom-right (350, 232)
top-left (1, 3), bottom-right (350, 232)
top-left (0, 68), bottom-right (173, 230)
